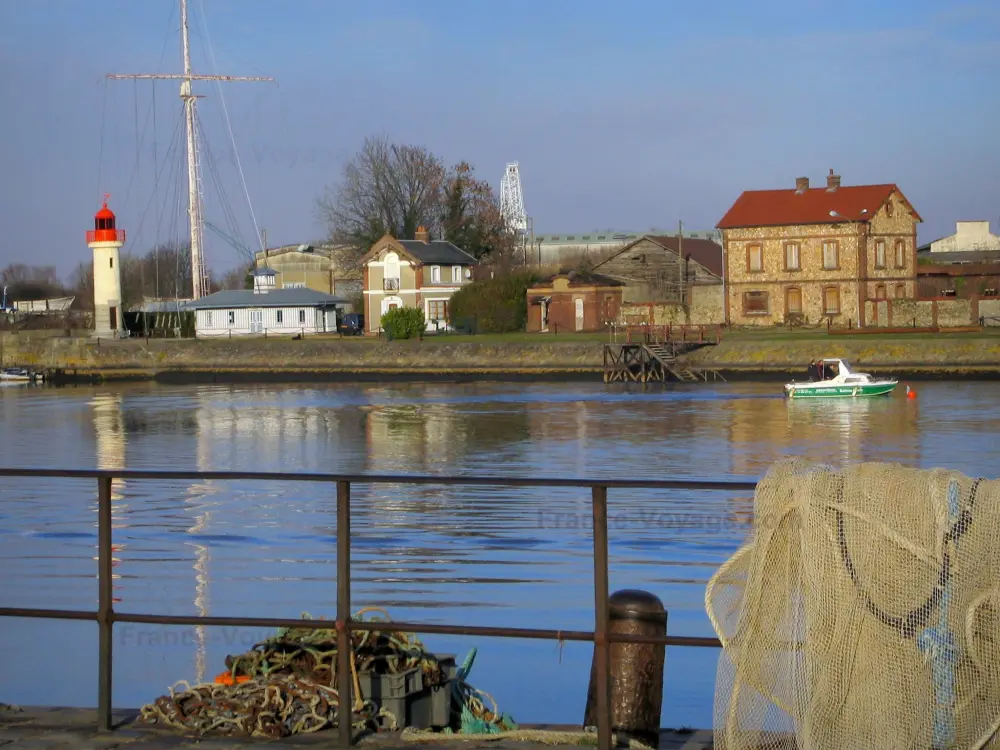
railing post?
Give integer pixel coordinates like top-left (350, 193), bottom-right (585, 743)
top-left (97, 474), bottom-right (114, 732)
top-left (592, 485), bottom-right (612, 750)
top-left (337, 480), bottom-right (353, 747)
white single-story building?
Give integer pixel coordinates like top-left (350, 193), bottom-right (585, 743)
top-left (182, 268), bottom-right (348, 338)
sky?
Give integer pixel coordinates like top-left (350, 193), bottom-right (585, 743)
top-left (1, 0), bottom-right (999, 280)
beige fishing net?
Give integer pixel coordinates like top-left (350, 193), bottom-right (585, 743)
top-left (705, 459), bottom-right (1000, 750)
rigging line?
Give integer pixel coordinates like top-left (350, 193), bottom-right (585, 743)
top-left (151, 120), bottom-right (181, 261)
top-left (197, 0), bottom-right (265, 252)
top-left (135, 105), bottom-right (184, 257)
top-left (96, 79), bottom-right (108, 201)
top-left (198, 113), bottom-right (251, 265)
top-left (134, 79), bottom-right (140, 183)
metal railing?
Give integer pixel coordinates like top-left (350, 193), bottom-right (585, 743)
top-left (0, 468), bottom-right (758, 750)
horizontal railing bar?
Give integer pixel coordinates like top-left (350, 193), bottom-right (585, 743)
top-left (0, 608), bottom-right (722, 647)
top-left (0, 607), bottom-right (98, 622)
top-left (0, 467), bottom-right (758, 491)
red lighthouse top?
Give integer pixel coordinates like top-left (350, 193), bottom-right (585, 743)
top-left (87, 194), bottom-right (126, 245)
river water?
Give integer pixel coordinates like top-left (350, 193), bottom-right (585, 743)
top-left (0, 378), bottom-right (997, 729)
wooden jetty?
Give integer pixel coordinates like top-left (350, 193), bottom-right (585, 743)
top-left (603, 324), bottom-right (725, 383)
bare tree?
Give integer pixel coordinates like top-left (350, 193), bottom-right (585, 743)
top-left (67, 262), bottom-right (95, 310)
top-left (219, 264), bottom-right (251, 290)
top-left (1, 264), bottom-right (67, 300)
top-left (316, 135), bottom-right (446, 263)
top-left (441, 162), bottom-right (516, 261)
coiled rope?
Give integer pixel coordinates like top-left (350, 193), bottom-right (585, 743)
top-left (137, 607), bottom-right (514, 738)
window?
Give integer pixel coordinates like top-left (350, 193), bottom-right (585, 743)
top-left (227, 311), bottom-right (235, 325)
top-left (895, 240), bottom-right (906, 269)
top-left (822, 241), bottom-right (839, 270)
top-left (823, 286), bottom-right (840, 314)
top-left (110, 257), bottom-right (114, 269)
top-left (747, 244), bottom-right (763, 272)
top-left (886, 201), bottom-right (894, 217)
top-left (277, 310), bottom-right (283, 323)
top-left (431, 265), bottom-right (441, 283)
top-left (875, 284), bottom-right (887, 300)
top-left (895, 284), bottom-right (906, 299)
top-left (786, 287), bottom-right (802, 315)
top-left (298, 309), bottom-right (306, 324)
top-left (284, 282), bottom-right (305, 289)
top-left (452, 265), bottom-right (462, 283)
top-left (743, 291), bottom-right (769, 315)
top-left (784, 243), bottom-right (800, 271)
top-left (427, 299), bottom-right (449, 321)
top-left (206, 311), bottom-right (212, 327)
top-left (875, 240), bottom-right (886, 268)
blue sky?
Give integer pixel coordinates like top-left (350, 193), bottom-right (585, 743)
top-left (2, 0), bottom-right (999, 279)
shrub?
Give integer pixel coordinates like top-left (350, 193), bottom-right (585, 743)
top-left (381, 306), bottom-right (425, 340)
top-left (449, 271), bottom-right (540, 333)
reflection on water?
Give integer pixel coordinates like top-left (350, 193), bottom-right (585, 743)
top-left (0, 379), bottom-right (993, 729)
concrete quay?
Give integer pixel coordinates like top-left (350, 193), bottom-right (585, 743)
top-left (0, 706), bottom-right (714, 750)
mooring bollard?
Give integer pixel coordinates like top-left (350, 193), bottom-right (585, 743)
top-left (584, 589), bottom-right (667, 749)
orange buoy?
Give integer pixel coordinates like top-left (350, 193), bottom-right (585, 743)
top-left (906, 385), bottom-right (916, 399)
top-left (214, 672), bottom-right (251, 685)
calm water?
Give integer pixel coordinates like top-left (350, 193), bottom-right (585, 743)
top-left (0, 378), bottom-right (997, 728)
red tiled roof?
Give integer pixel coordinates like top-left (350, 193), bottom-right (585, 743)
top-left (717, 184), bottom-right (922, 229)
top-left (646, 236), bottom-right (724, 278)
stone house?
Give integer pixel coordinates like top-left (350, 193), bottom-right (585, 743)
top-left (591, 234), bottom-right (723, 304)
top-left (717, 170), bottom-right (922, 327)
top-left (526, 272), bottom-right (624, 333)
top-left (252, 243), bottom-right (361, 302)
top-left (590, 234), bottom-right (725, 324)
top-left (358, 227), bottom-right (477, 333)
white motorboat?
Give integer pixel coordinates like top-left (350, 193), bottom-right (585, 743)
top-left (0, 367), bottom-right (43, 384)
top-left (784, 359), bottom-right (897, 399)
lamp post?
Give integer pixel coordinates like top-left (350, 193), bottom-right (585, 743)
top-left (830, 209), bottom-right (869, 327)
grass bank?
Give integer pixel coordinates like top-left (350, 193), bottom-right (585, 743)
top-left (4, 328), bottom-right (1000, 383)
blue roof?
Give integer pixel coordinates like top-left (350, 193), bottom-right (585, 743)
top-left (182, 288), bottom-right (348, 310)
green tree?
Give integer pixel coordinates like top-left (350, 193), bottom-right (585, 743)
top-left (381, 306), bottom-right (426, 339)
top-left (449, 270), bottom-right (540, 333)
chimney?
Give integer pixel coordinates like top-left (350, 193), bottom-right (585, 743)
top-left (826, 169), bottom-right (841, 192)
top-left (415, 225), bottom-right (430, 243)
top-left (795, 177), bottom-right (809, 193)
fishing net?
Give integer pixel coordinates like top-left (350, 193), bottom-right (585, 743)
top-left (137, 674), bottom-right (380, 738)
top-left (137, 608), bottom-right (515, 738)
top-left (706, 459), bottom-right (1000, 750)
top-left (221, 608), bottom-right (447, 686)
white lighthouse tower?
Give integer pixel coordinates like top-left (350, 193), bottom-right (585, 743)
top-left (87, 194), bottom-right (126, 338)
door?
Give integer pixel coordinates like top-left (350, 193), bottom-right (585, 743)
top-left (574, 298), bottom-right (584, 331)
top-left (250, 309), bottom-right (263, 333)
top-left (109, 306), bottom-right (117, 330)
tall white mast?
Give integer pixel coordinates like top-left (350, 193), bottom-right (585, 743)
top-left (107, 0), bottom-right (273, 299)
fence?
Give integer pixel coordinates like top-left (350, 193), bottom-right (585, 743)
top-left (0, 468), bottom-right (758, 750)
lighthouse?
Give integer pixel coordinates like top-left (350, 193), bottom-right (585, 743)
top-left (86, 195), bottom-right (126, 338)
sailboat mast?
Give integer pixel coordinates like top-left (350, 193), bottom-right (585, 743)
top-left (105, 2), bottom-right (274, 302)
top-left (179, 0), bottom-right (206, 300)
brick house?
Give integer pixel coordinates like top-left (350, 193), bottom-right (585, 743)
top-left (717, 170), bottom-right (922, 327)
top-left (359, 227), bottom-right (477, 333)
top-left (526, 272), bottom-right (624, 333)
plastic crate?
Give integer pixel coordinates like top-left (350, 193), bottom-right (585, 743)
top-left (359, 654), bottom-right (457, 730)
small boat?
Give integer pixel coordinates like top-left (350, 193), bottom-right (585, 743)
top-left (0, 367), bottom-right (43, 384)
top-left (784, 359), bottom-right (897, 399)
